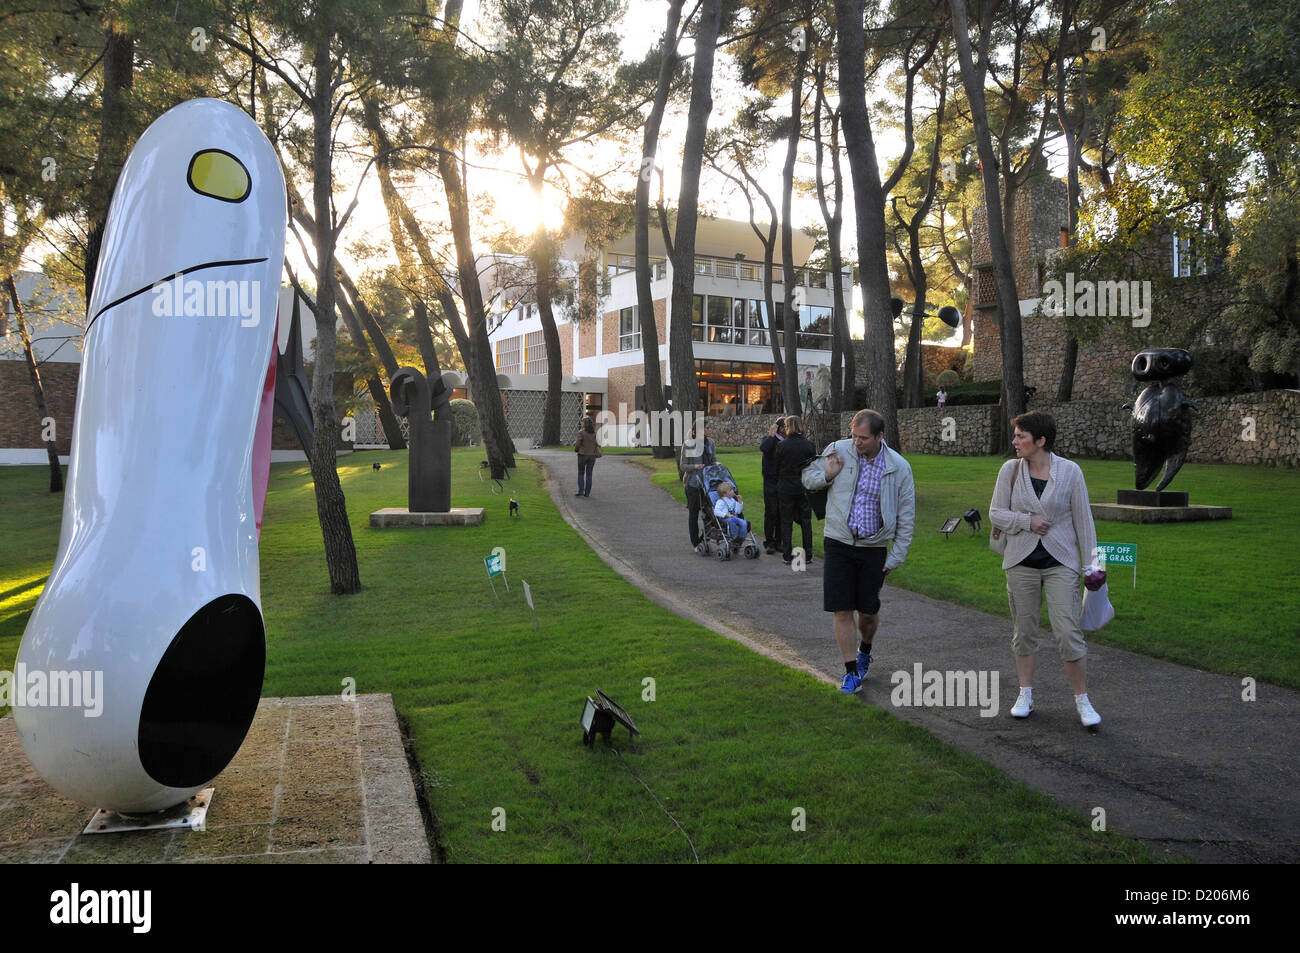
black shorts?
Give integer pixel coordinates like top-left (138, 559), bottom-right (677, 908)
top-left (823, 538), bottom-right (888, 614)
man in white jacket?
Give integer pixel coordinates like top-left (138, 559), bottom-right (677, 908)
top-left (802, 409), bottom-right (915, 695)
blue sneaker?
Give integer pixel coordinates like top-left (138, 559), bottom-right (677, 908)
top-left (840, 671), bottom-right (863, 695)
top-left (857, 648), bottom-right (873, 679)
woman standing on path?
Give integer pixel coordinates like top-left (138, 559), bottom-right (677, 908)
top-left (573, 417), bottom-right (600, 497)
top-left (775, 416), bottom-right (815, 564)
top-left (680, 420), bottom-right (717, 553)
top-left (989, 411), bottom-right (1104, 728)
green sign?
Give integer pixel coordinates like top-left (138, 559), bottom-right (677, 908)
top-left (1096, 543), bottom-right (1136, 566)
top-left (484, 553), bottom-right (504, 577)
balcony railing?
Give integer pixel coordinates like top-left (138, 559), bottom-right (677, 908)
top-left (604, 253), bottom-right (843, 292)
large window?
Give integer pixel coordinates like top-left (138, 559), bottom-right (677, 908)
top-left (687, 292), bottom-right (834, 350)
top-left (695, 359), bottom-right (783, 415)
top-left (523, 330), bottom-right (547, 375)
top-left (619, 306), bottom-right (641, 352)
top-left (707, 295), bottom-right (736, 343)
top-left (496, 335), bottom-right (521, 373)
top-left (798, 305), bottom-right (833, 350)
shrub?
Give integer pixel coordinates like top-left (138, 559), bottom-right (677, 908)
top-left (937, 369), bottom-right (961, 389)
top-left (1182, 347), bottom-right (1257, 397)
top-left (449, 398), bottom-right (481, 446)
top-left (927, 379), bottom-right (1002, 406)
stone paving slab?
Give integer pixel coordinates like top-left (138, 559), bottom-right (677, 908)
top-left (528, 447), bottom-right (1300, 864)
top-left (0, 694), bottom-right (431, 864)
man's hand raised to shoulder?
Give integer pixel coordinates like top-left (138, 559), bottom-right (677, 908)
top-left (824, 448), bottom-right (844, 480)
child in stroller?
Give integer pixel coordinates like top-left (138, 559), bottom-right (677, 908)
top-left (697, 463), bottom-right (761, 561)
top-left (713, 482), bottom-right (748, 540)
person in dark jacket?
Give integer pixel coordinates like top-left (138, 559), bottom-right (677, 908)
top-left (775, 416), bottom-right (815, 564)
top-left (573, 416), bottom-right (600, 497)
top-left (680, 420), bottom-right (717, 552)
top-left (759, 417), bottom-right (786, 554)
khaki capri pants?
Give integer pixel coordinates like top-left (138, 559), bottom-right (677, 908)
top-left (1005, 564), bottom-right (1088, 661)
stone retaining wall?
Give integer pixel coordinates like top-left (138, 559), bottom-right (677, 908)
top-left (1034, 391), bottom-right (1299, 467)
top-left (898, 405), bottom-right (998, 456)
top-left (704, 390), bottom-right (1298, 467)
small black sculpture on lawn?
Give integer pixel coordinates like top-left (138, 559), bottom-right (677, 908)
top-left (390, 367), bottom-right (451, 512)
top-left (1124, 348), bottom-right (1196, 491)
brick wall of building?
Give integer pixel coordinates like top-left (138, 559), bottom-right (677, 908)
top-left (560, 321), bottom-right (574, 374)
top-left (579, 316), bottom-right (597, 359)
top-left (606, 362), bottom-right (655, 415)
top-left (602, 309), bottom-right (618, 355)
top-left (1, 361), bottom-right (346, 453)
top-left (0, 360), bottom-right (78, 452)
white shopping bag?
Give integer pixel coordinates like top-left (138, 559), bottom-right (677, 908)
top-left (1081, 582), bottom-right (1115, 632)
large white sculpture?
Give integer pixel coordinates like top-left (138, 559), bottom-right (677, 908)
top-left (14, 99), bottom-right (287, 813)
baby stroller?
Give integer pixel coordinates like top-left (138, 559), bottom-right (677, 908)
top-left (697, 462), bottom-right (762, 561)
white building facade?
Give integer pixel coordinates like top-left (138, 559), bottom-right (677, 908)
top-left (486, 217), bottom-right (852, 445)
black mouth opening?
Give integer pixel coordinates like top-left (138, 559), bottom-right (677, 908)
top-left (138, 593), bottom-right (266, 789)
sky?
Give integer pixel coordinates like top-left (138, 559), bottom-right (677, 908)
top-left (317, 0), bottom-right (939, 342)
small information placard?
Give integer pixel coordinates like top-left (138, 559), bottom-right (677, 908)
top-left (484, 552), bottom-right (509, 598)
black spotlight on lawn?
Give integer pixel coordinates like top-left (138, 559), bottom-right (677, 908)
top-left (964, 508), bottom-right (982, 534)
top-left (581, 691), bottom-right (639, 746)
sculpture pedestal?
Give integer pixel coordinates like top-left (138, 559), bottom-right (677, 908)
top-left (1091, 502), bottom-right (1232, 524)
top-left (369, 507), bottom-right (485, 527)
top-left (1116, 489), bottom-right (1188, 507)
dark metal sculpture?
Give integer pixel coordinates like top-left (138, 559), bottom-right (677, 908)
top-left (390, 367), bottom-right (451, 512)
top-left (1125, 348), bottom-right (1196, 491)
top-left (273, 293), bottom-right (314, 459)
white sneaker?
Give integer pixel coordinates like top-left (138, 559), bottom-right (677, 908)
top-left (1010, 688), bottom-right (1033, 718)
top-left (1076, 693), bottom-right (1101, 728)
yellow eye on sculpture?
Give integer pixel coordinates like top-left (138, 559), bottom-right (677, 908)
top-left (187, 149), bottom-right (251, 202)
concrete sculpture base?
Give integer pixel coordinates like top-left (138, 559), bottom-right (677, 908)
top-left (369, 507), bottom-right (485, 527)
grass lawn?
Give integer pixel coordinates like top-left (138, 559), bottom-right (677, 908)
top-left (635, 449), bottom-right (1300, 689)
top-left (1, 451), bottom-right (1154, 862)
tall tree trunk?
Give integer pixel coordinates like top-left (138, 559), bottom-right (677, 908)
top-left (734, 158), bottom-right (784, 404)
top-left (359, 94), bottom-right (446, 389)
top-left (1055, 2), bottom-right (1085, 403)
top-left (287, 177), bottom-right (406, 450)
top-left (527, 169), bottom-right (564, 446)
top-left (433, 0), bottom-right (514, 473)
top-left (636, 0), bottom-right (683, 455)
top-left (901, 77), bottom-right (947, 409)
top-left (307, 28), bottom-right (362, 594)
top-left (439, 149), bottom-right (515, 473)
top-left (781, 28), bottom-right (810, 416)
top-left (6, 275), bottom-right (63, 491)
top-left (84, 23), bottom-right (134, 303)
top-left (836, 0), bottom-right (900, 446)
top-left (366, 374), bottom-right (407, 450)
top-left (949, 0), bottom-right (1025, 449)
top-left (813, 67), bottom-right (851, 413)
top-left (667, 0), bottom-right (722, 416)
top-left (333, 283), bottom-right (406, 450)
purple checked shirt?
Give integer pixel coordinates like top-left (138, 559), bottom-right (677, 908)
top-left (847, 444), bottom-right (887, 538)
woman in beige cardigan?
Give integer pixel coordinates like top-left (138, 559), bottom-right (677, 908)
top-left (989, 411), bottom-right (1103, 728)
